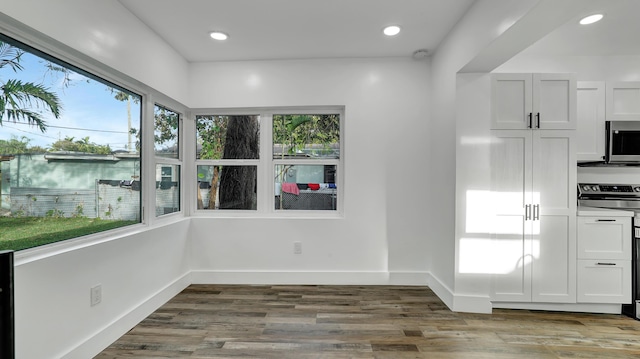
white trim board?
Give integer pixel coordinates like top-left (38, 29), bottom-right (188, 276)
top-left (190, 270), bottom-right (430, 286)
top-left (493, 301), bottom-right (622, 314)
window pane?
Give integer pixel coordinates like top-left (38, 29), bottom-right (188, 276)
top-left (275, 165), bottom-right (337, 210)
top-left (196, 115), bottom-right (259, 160)
top-left (197, 165), bottom-right (257, 210)
top-left (154, 105), bottom-right (179, 158)
top-left (0, 34), bottom-right (141, 251)
top-left (273, 114), bottom-right (339, 159)
top-left (156, 164), bottom-right (180, 216)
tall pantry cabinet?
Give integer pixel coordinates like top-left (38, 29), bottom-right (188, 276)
top-left (490, 73), bottom-right (577, 304)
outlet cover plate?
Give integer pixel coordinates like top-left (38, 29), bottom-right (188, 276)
top-left (90, 284), bottom-right (102, 306)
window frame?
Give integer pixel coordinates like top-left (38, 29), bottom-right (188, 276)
top-left (193, 112), bottom-right (262, 213)
top-left (153, 103), bottom-right (183, 218)
top-left (190, 107), bottom-right (344, 218)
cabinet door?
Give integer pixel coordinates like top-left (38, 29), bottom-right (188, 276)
top-left (577, 259), bottom-right (631, 303)
top-left (490, 130), bottom-right (532, 302)
top-left (606, 82), bottom-right (640, 120)
top-left (533, 74), bottom-right (576, 130)
top-left (576, 81), bottom-right (605, 161)
top-left (577, 216), bottom-right (631, 260)
top-left (531, 130), bottom-right (576, 303)
top-left (491, 74), bottom-right (532, 130)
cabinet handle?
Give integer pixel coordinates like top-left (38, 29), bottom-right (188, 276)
top-left (596, 219), bottom-right (616, 222)
top-left (596, 262), bottom-right (616, 266)
top-left (525, 204), bottom-right (531, 220)
top-left (533, 204), bottom-right (539, 221)
top-left (536, 112), bottom-right (540, 128)
top-left (528, 113), bottom-right (532, 129)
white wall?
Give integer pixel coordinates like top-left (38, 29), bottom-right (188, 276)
top-left (188, 58), bottom-right (431, 284)
top-left (454, 73), bottom-right (493, 312)
top-left (14, 219), bottom-right (191, 359)
top-left (429, 0), bottom-right (538, 310)
top-left (0, 0), bottom-right (189, 104)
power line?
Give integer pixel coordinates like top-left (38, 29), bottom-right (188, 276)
top-left (1, 124), bottom-right (58, 140)
top-left (3, 121), bottom-right (130, 134)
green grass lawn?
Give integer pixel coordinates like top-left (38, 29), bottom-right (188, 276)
top-left (0, 217), bottom-right (138, 251)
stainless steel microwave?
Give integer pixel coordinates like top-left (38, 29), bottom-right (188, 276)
top-left (606, 121), bottom-right (640, 163)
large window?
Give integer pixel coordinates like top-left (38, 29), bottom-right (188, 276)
top-left (0, 34), bottom-right (142, 251)
top-left (195, 115), bottom-right (259, 210)
top-left (194, 110), bottom-right (341, 214)
top-left (154, 105), bottom-right (181, 216)
top-left (273, 114), bottom-right (340, 211)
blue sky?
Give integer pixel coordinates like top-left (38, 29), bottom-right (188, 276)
top-left (0, 46), bottom-right (141, 152)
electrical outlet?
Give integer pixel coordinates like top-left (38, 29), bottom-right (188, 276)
top-left (293, 241), bottom-right (302, 255)
top-left (90, 284), bottom-right (102, 306)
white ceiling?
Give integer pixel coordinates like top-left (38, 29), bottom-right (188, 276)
top-left (118, 0), bottom-right (640, 64)
top-left (519, 0), bottom-right (640, 57)
top-left (118, 0), bottom-right (475, 62)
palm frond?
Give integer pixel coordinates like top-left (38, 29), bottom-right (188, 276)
top-left (0, 42), bottom-right (24, 72)
top-left (0, 79), bottom-right (62, 132)
top-left (1, 108), bottom-right (47, 132)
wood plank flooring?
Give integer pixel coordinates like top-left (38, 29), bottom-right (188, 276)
top-left (96, 285), bottom-right (640, 358)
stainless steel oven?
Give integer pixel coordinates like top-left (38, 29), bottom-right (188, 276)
top-left (579, 183), bottom-right (640, 319)
top-left (606, 121), bottom-right (640, 163)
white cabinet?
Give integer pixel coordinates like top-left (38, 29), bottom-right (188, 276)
top-left (576, 215), bottom-right (632, 304)
top-left (606, 82), bottom-right (640, 121)
top-left (577, 260), bottom-right (631, 304)
top-left (577, 216), bottom-right (631, 260)
top-left (491, 129), bottom-right (576, 303)
top-left (576, 81), bottom-right (605, 161)
top-left (492, 73), bottom-right (576, 130)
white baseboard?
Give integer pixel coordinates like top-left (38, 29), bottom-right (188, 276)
top-left (62, 272), bottom-right (192, 359)
top-left (493, 301), bottom-right (623, 314)
top-left (426, 273), bottom-right (492, 313)
top-left (425, 272), bottom-right (454, 309)
top-left (388, 271), bottom-right (430, 285)
top-left (191, 270), bottom-right (429, 286)
top-left (453, 294), bottom-right (492, 313)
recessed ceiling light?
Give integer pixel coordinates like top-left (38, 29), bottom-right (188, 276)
top-left (383, 25), bottom-right (401, 36)
top-left (579, 14), bottom-right (603, 25)
top-left (209, 31), bottom-right (229, 41)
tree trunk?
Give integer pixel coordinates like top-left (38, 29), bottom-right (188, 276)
top-left (196, 183), bottom-right (204, 209)
top-left (208, 165), bottom-right (219, 209)
top-left (219, 116), bottom-right (259, 209)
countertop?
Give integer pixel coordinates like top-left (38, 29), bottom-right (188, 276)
top-left (577, 206), bottom-right (635, 217)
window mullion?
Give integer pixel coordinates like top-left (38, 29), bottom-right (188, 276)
top-left (260, 114), bottom-right (273, 213)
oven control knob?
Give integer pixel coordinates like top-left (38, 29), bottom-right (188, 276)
top-left (591, 186), bottom-right (599, 191)
top-left (582, 185), bottom-right (591, 191)
top-left (635, 187), bottom-right (640, 192)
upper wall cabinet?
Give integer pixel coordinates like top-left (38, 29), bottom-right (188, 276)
top-left (577, 81), bottom-right (605, 161)
top-left (491, 73), bottom-right (576, 130)
top-left (606, 82), bottom-right (640, 120)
